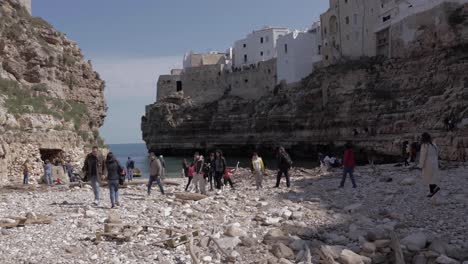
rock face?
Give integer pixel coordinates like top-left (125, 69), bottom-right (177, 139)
top-left (0, 0), bottom-right (106, 185)
top-left (142, 4), bottom-right (468, 160)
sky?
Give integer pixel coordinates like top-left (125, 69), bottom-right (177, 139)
top-left (33, 0), bottom-right (329, 144)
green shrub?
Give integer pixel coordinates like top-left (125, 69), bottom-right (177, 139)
top-left (31, 83), bottom-right (49, 93)
top-left (1, 77), bottom-right (89, 130)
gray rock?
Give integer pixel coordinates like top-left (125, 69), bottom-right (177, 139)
top-left (344, 203), bottom-right (362, 213)
top-left (339, 249), bottom-right (371, 264)
top-left (400, 177), bottom-right (416, 186)
top-left (361, 242), bottom-right (376, 254)
top-left (291, 211), bottom-right (304, 220)
top-left (225, 223), bottom-right (247, 237)
top-left (240, 236), bottom-right (256, 247)
top-left (413, 254), bottom-right (428, 264)
top-left (436, 255), bottom-right (460, 264)
top-left (216, 237), bottom-right (241, 250)
top-left (401, 232), bottom-right (428, 251)
top-left (430, 239), bottom-right (448, 255)
top-left (272, 243), bottom-right (294, 260)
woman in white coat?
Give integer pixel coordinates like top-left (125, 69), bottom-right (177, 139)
top-left (419, 132), bottom-right (440, 197)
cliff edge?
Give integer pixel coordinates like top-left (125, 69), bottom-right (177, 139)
top-left (0, 0), bottom-right (107, 184)
top-left (142, 2), bottom-right (468, 161)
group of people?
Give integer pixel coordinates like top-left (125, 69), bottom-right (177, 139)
top-left (22, 158), bottom-right (76, 186)
top-left (73, 131), bottom-right (444, 208)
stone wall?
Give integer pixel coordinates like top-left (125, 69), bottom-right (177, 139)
top-left (156, 59), bottom-right (277, 104)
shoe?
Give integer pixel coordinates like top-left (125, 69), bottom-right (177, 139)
top-left (427, 187), bottom-right (440, 198)
top-left (93, 200), bottom-right (99, 206)
top-left (111, 205), bottom-right (115, 209)
top-left (115, 202), bottom-right (120, 207)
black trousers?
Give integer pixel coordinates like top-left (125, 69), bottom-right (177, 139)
top-left (214, 171), bottom-right (223, 189)
top-left (276, 168), bottom-right (290, 187)
top-left (224, 177), bottom-right (234, 188)
top-left (208, 171), bottom-right (215, 190)
top-left (185, 177), bottom-right (193, 191)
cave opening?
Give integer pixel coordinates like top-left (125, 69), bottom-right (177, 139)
top-left (39, 149), bottom-right (64, 163)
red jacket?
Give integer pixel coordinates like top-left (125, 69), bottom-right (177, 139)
top-left (343, 149), bottom-right (355, 168)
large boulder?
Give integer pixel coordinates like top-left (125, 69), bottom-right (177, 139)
top-left (272, 243), bottom-right (294, 260)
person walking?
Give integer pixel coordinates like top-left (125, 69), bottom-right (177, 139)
top-left (126, 157), bottom-right (135, 182)
top-left (183, 159), bottom-right (194, 191)
top-left (214, 150), bottom-right (226, 190)
top-left (340, 143), bottom-right (357, 188)
top-left (275, 147), bottom-right (292, 188)
top-left (208, 152), bottom-right (216, 191)
top-left (82, 146), bottom-right (106, 206)
top-left (106, 152), bottom-right (124, 208)
top-left (192, 153), bottom-right (205, 194)
top-left (159, 155), bottom-right (166, 179)
top-left (419, 133), bottom-right (441, 197)
top-left (402, 141), bottom-right (410, 166)
top-left (148, 152), bottom-right (164, 195)
top-left (44, 160), bottom-right (52, 186)
top-left (22, 160), bottom-right (30, 185)
top-left (251, 152), bottom-right (265, 189)
top-left (64, 159), bottom-right (74, 181)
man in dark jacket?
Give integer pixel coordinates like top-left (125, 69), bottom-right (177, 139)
top-left (275, 147), bottom-right (292, 188)
top-left (82, 146), bottom-right (106, 206)
top-left (148, 152), bottom-right (164, 195)
top-left (126, 157), bottom-right (135, 182)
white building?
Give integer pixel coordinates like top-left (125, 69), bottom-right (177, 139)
top-left (233, 26), bottom-right (290, 68)
top-left (277, 23), bottom-right (322, 84)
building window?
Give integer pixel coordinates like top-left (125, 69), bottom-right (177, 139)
top-left (260, 51), bottom-right (264, 56)
top-left (243, 43), bottom-right (246, 48)
top-left (284, 44), bottom-right (288, 54)
top-left (345, 16), bottom-right (350, 25)
top-left (383, 15), bottom-right (391, 22)
top-left (325, 55), bottom-right (329, 60)
top-left (355, 31), bottom-right (359, 40)
top-left (354, 14), bottom-right (358, 25)
top-left (345, 0), bottom-right (348, 3)
top-left (318, 45), bottom-right (322, 55)
top-left (346, 34), bottom-right (350, 40)
top-left (265, 36), bottom-right (269, 42)
top-left (260, 37), bottom-right (264, 43)
top-left (324, 27), bottom-right (327, 35)
top-left (176, 81), bottom-right (182, 92)
top-left (244, 54), bottom-right (247, 63)
top-left (244, 79), bottom-right (249, 83)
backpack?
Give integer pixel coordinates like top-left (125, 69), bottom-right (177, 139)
top-left (188, 165), bottom-right (195, 177)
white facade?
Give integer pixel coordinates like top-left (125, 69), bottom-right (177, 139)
top-left (233, 27), bottom-right (290, 68)
top-left (277, 23), bottom-right (322, 84)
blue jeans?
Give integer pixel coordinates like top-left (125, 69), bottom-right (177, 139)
top-left (341, 167), bottom-right (357, 188)
top-left (127, 168), bottom-right (133, 181)
top-left (108, 180), bottom-right (119, 207)
top-left (23, 173), bottom-right (29, 184)
top-left (90, 176), bottom-right (100, 201)
top-left (45, 173), bottom-right (52, 185)
top-left (148, 176), bottom-right (164, 195)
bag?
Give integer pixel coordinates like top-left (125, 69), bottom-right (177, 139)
top-left (188, 165), bottom-right (195, 177)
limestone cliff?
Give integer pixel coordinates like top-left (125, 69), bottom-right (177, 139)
top-left (0, 0), bottom-right (106, 184)
top-left (142, 3), bottom-right (468, 161)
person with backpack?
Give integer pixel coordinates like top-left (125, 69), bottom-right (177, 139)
top-left (126, 157), bottom-right (135, 182)
top-left (148, 152), bottom-right (164, 195)
top-left (251, 152), bottom-right (265, 189)
top-left (340, 142), bottom-right (357, 188)
top-left (184, 159), bottom-right (195, 192)
top-left (214, 150), bottom-right (227, 190)
top-left (275, 147), bottom-right (292, 188)
top-left (419, 132), bottom-right (440, 197)
top-left (106, 152), bottom-right (124, 208)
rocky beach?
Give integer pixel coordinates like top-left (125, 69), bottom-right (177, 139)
top-left (1, 163), bottom-right (467, 264)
